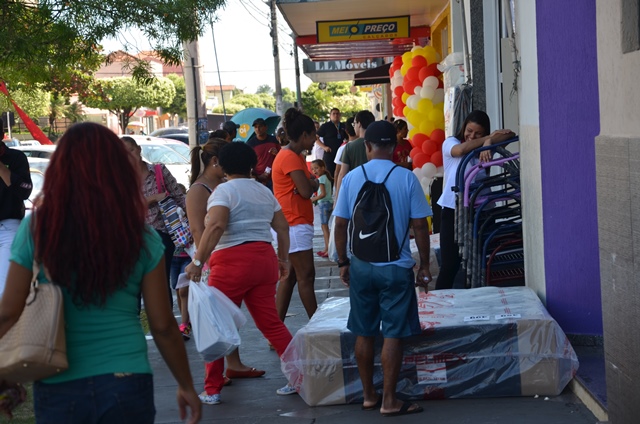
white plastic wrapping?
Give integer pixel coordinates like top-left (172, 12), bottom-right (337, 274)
top-left (281, 287), bottom-right (578, 406)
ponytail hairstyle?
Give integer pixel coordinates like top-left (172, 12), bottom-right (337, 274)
top-left (189, 138), bottom-right (228, 185)
top-left (34, 123), bottom-right (146, 306)
top-left (311, 158), bottom-right (333, 183)
top-left (282, 107), bottom-right (315, 143)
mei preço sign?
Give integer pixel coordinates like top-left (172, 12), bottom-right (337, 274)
top-left (316, 16), bottom-right (410, 43)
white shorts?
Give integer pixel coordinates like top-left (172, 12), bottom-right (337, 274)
top-left (288, 224), bottom-right (314, 253)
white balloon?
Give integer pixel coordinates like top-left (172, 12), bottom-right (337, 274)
top-left (420, 86), bottom-right (435, 100)
top-left (392, 76), bottom-right (403, 86)
top-left (413, 167), bottom-right (424, 180)
top-left (420, 178), bottom-right (431, 195)
top-left (394, 70), bottom-right (402, 79)
top-left (436, 166), bottom-right (444, 177)
top-left (407, 122), bottom-right (414, 131)
top-left (407, 95), bottom-right (420, 109)
top-left (433, 88), bottom-right (445, 104)
top-left (422, 162), bottom-right (437, 179)
top-left (414, 86), bottom-right (422, 96)
top-left (424, 76), bottom-right (439, 90)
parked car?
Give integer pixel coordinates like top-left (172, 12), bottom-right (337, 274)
top-left (126, 134), bottom-right (191, 168)
top-left (161, 133), bottom-right (189, 145)
top-left (124, 136), bottom-right (191, 188)
top-left (24, 161), bottom-right (47, 214)
top-left (149, 126), bottom-right (188, 137)
top-left (15, 145), bottom-right (56, 158)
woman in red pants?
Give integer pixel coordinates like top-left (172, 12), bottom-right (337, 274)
top-left (185, 141), bottom-right (292, 405)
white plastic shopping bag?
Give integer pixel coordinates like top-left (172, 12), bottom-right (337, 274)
top-left (326, 215), bottom-right (338, 262)
top-left (187, 281), bottom-right (247, 362)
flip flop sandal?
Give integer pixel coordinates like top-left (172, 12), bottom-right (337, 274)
top-left (361, 397), bottom-right (382, 411)
top-left (381, 401), bottom-right (423, 417)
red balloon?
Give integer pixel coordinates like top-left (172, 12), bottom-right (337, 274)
top-left (405, 66), bottom-right (419, 82)
top-left (430, 129), bottom-right (446, 145)
top-left (421, 139), bottom-right (438, 156)
top-left (409, 147), bottom-right (422, 159)
top-left (411, 133), bottom-right (428, 148)
top-left (389, 66), bottom-right (395, 78)
top-left (413, 153), bottom-right (429, 169)
top-left (394, 107), bottom-right (404, 117)
top-left (393, 56), bottom-right (403, 68)
top-left (411, 55), bottom-right (428, 69)
top-left (418, 66), bottom-right (433, 83)
top-left (437, 79), bottom-right (444, 89)
top-left (426, 63), bottom-right (442, 78)
top-left (402, 79), bottom-right (420, 95)
top-left (393, 86), bottom-right (404, 97)
top-left (430, 151), bottom-right (443, 167)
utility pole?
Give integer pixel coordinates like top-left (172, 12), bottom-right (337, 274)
top-left (270, 0), bottom-right (283, 116)
top-left (292, 34), bottom-right (302, 110)
top-left (183, 39), bottom-right (208, 148)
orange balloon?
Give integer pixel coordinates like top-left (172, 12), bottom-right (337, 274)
top-left (411, 133), bottom-right (428, 148)
top-left (414, 153), bottom-right (429, 169)
top-left (421, 139), bottom-right (438, 156)
top-left (405, 66), bottom-right (420, 82)
top-left (430, 151), bottom-right (443, 167)
top-left (430, 129), bottom-right (446, 145)
top-left (411, 55), bottom-right (428, 69)
top-left (409, 147), bottom-right (422, 159)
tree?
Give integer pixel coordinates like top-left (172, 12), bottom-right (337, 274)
top-left (48, 94), bottom-right (66, 136)
top-left (165, 74), bottom-right (187, 118)
top-left (282, 87), bottom-right (296, 111)
top-left (0, 87), bottom-right (50, 124)
top-left (301, 82), bottom-right (369, 121)
top-left (0, 0), bottom-right (226, 90)
top-left (256, 84), bottom-right (273, 95)
top-left (64, 102), bottom-right (85, 124)
top-left (211, 93), bottom-right (275, 114)
top-left (82, 77), bottom-right (176, 132)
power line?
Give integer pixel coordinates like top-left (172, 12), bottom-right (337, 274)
top-left (238, 0), bottom-right (269, 28)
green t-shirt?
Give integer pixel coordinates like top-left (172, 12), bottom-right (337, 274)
top-left (340, 138), bottom-right (368, 170)
top-left (317, 174), bottom-right (333, 204)
top-left (9, 216), bottom-right (164, 383)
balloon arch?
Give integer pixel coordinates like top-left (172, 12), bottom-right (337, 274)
top-left (389, 45), bottom-right (445, 194)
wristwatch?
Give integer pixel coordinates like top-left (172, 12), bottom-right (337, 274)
top-left (192, 259), bottom-right (203, 268)
top-left (337, 258), bottom-right (350, 268)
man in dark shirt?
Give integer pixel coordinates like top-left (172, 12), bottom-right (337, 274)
top-left (0, 118), bottom-right (33, 295)
top-left (316, 108), bottom-right (346, 177)
top-left (246, 118), bottom-right (280, 189)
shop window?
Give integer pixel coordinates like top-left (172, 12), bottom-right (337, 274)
top-left (621, 0), bottom-right (640, 53)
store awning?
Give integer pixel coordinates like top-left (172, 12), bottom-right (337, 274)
top-left (277, 0), bottom-right (448, 61)
top-left (353, 63), bottom-right (392, 86)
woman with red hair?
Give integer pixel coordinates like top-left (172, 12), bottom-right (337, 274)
top-left (0, 123), bottom-right (201, 423)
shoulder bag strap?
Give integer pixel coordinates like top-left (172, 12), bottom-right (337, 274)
top-left (154, 164), bottom-right (166, 193)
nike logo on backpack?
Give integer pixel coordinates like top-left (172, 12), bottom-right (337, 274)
top-left (359, 231), bottom-right (377, 239)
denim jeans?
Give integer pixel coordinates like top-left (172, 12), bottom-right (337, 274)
top-left (33, 373), bottom-right (155, 424)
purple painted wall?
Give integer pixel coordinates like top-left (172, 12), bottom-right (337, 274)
top-left (535, 0), bottom-right (602, 335)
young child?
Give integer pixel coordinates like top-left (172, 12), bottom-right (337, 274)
top-left (310, 159), bottom-right (333, 257)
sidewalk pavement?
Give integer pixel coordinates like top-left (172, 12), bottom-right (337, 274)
top-left (149, 215), bottom-right (601, 424)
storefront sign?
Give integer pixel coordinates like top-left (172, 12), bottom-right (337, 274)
top-left (316, 16), bottom-right (410, 43)
top-left (303, 58), bottom-right (385, 74)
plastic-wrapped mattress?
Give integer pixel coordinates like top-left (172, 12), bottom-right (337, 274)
top-left (281, 286), bottom-right (578, 406)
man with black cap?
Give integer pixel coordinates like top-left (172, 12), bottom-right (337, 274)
top-left (0, 117), bottom-right (32, 296)
top-left (247, 118), bottom-right (280, 189)
top-left (222, 120), bottom-right (239, 141)
top-left (333, 120), bottom-right (431, 417)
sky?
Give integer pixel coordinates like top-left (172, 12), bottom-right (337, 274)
top-left (103, 0), bottom-right (313, 95)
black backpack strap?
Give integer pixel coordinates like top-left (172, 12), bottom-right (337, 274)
top-left (381, 165), bottom-right (399, 184)
top-left (361, 165), bottom-right (369, 182)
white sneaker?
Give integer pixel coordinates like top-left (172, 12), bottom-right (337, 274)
top-left (276, 384), bottom-right (297, 396)
top-left (199, 392), bottom-right (221, 405)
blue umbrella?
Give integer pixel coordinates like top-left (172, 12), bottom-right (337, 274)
top-left (230, 108), bottom-right (281, 142)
